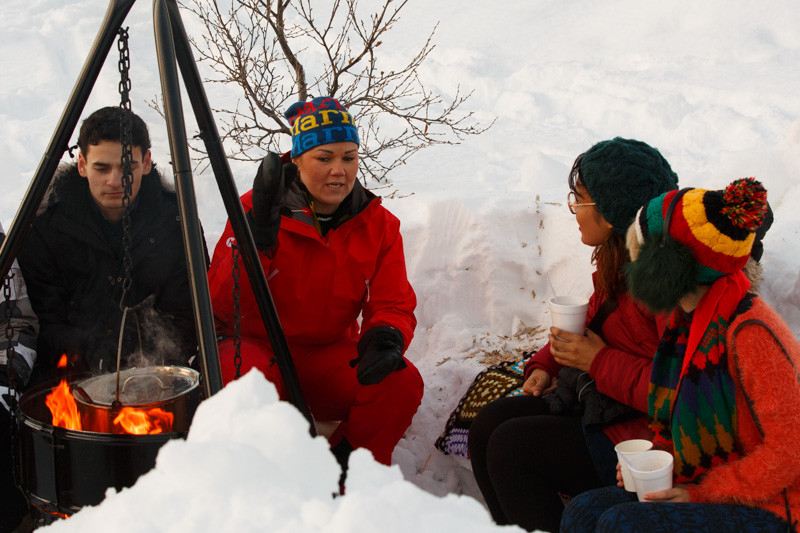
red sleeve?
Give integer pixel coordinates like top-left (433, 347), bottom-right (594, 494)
top-left (524, 343), bottom-right (558, 380)
top-left (589, 292), bottom-right (663, 411)
top-left (359, 209), bottom-right (417, 352)
top-left (207, 190), bottom-right (271, 335)
top-left (590, 345), bottom-right (652, 412)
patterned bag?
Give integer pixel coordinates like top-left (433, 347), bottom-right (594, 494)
top-left (434, 357), bottom-right (529, 458)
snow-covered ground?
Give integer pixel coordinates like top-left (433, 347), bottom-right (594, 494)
top-left (1, 0), bottom-right (799, 531)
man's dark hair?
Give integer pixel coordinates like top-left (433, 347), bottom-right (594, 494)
top-left (77, 106), bottom-right (151, 155)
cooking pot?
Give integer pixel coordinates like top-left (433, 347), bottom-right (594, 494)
top-left (17, 376), bottom-right (192, 519)
top-left (71, 366), bottom-right (201, 434)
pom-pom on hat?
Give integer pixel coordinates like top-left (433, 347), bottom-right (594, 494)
top-left (625, 178), bottom-right (769, 311)
top-left (284, 96), bottom-right (360, 158)
top-left (579, 137), bottom-right (679, 234)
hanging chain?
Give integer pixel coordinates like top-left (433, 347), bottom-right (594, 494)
top-left (3, 273), bottom-right (16, 402)
top-left (3, 272), bottom-right (20, 488)
top-left (231, 244), bottom-right (242, 379)
top-left (117, 27), bottom-right (134, 309)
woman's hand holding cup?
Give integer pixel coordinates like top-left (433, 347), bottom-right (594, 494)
top-left (549, 328), bottom-right (606, 372)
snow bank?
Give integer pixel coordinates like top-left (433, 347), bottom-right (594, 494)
top-left (43, 371), bottom-right (517, 532)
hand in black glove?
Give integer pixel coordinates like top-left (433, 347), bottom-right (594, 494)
top-left (84, 334), bottom-right (118, 373)
top-left (249, 152), bottom-right (297, 252)
top-left (351, 326), bottom-right (407, 386)
top-left (0, 386), bottom-right (15, 416)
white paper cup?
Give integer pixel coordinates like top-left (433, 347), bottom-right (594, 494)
top-left (614, 439), bottom-right (654, 492)
top-left (548, 296), bottom-right (589, 335)
top-left (627, 450), bottom-right (674, 501)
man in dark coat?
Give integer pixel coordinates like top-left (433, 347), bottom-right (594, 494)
top-left (18, 107), bottom-right (199, 383)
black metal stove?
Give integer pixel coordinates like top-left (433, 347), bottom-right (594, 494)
top-left (16, 378), bottom-right (189, 522)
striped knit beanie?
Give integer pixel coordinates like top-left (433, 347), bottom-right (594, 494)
top-left (625, 178), bottom-right (768, 311)
top-left (284, 96), bottom-right (360, 158)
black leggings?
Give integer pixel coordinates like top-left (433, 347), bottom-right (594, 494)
top-left (468, 395), bottom-right (606, 533)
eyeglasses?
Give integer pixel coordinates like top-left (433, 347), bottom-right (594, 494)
top-left (567, 191), bottom-right (596, 214)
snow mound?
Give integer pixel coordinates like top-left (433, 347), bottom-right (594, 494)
top-left (43, 371), bottom-right (519, 533)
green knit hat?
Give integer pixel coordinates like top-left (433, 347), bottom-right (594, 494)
top-left (579, 137), bottom-right (679, 234)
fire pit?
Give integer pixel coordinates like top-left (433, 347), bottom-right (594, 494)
top-left (16, 364), bottom-right (202, 520)
top-left (72, 366), bottom-right (200, 434)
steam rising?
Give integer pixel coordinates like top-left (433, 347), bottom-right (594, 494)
top-left (121, 294), bottom-right (184, 370)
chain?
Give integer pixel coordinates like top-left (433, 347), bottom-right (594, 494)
top-left (3, 272), bottom-right (19, 488)
top-left (3, 273), bottom-right (16, 401)
top-left (231, 244), bottom-right (242, 379)
top-left (117, 27), bottom-right (134, 308)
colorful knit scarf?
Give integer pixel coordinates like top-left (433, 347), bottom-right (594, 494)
top-left (648, 271), bottom-right (750, 483)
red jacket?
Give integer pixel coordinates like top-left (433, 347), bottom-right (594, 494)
top-left (686, 296), bottom-right (800, 523)
top-left (208, 185), bottom-right (416, 349)
top-left (525, 273), bottom-right (667, 444)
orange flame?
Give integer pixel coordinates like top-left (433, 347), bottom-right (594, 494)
top-left (45, 355), bottom-right (82, 430)
top-left (46, 354), bottom-right (174, 435)
top-left (113, 407), bottom-right (174, 435)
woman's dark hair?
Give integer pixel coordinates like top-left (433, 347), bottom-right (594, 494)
top-left (77, 106), bottom-right (151, 155)
top-left (568, 153), bottom-right (629, 299)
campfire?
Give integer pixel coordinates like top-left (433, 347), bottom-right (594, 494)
top-left (45, 356), bottom-right (82, 431)
top-left (17, 359), bottom-right (202, 521)
top-left (44, 354), bottom-right (176, 435)
top-left (113, 406), bottom-right (173, 435)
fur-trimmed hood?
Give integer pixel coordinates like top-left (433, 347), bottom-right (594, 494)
top-left (41, 161), bottom-right (174, 215)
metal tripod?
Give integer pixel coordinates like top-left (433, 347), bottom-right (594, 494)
top-left (0, 0), bottom-right (316, 435)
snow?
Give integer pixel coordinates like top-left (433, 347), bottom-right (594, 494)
top-left (1, 0), bottom-right (799, 531)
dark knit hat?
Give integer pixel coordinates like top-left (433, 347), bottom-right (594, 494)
top-left (285, 96), bottom-right (360, 158)
top-left (579, 137), bottom-right (679, 233)
top-left (625, 177), bottom-right (769, 311)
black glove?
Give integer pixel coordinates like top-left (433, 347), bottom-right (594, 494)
top-left (249, 152), bottom-right (297, 252)
top-left (0, 387), bottom-right (15, 416)
top-left (351, 326), bottom-right (407, 386)
top-left (0, 396), bottom-right (12, 443)
top-left (84, 334), bottom-right (118, 373)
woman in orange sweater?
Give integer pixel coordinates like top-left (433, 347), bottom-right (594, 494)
top-left (561, 178), bottom-right (799, 532)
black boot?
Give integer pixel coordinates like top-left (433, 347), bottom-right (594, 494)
top-left (330, 438), bottom-right (353, 497)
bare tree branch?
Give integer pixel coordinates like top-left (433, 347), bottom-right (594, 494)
top-left (175, 0), bottom-right (494, 183)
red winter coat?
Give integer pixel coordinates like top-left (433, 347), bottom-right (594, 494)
top-left (525, 272), bottom-right (667, 444)
top-left (208, 183), bottom-right (416, 351)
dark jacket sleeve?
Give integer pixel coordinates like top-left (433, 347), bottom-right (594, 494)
top-left (17, 219), bottom-right (85, 368)
top-left (147, 207), bottom-right (204, 366)
top-left (0, 225), bottom-right (39, 395)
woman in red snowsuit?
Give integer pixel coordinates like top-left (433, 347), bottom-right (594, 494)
top-left (207, 97), bottom-right (423, 472)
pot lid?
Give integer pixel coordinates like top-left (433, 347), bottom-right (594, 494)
top-left (73, 366), bottom-right (200, 407)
